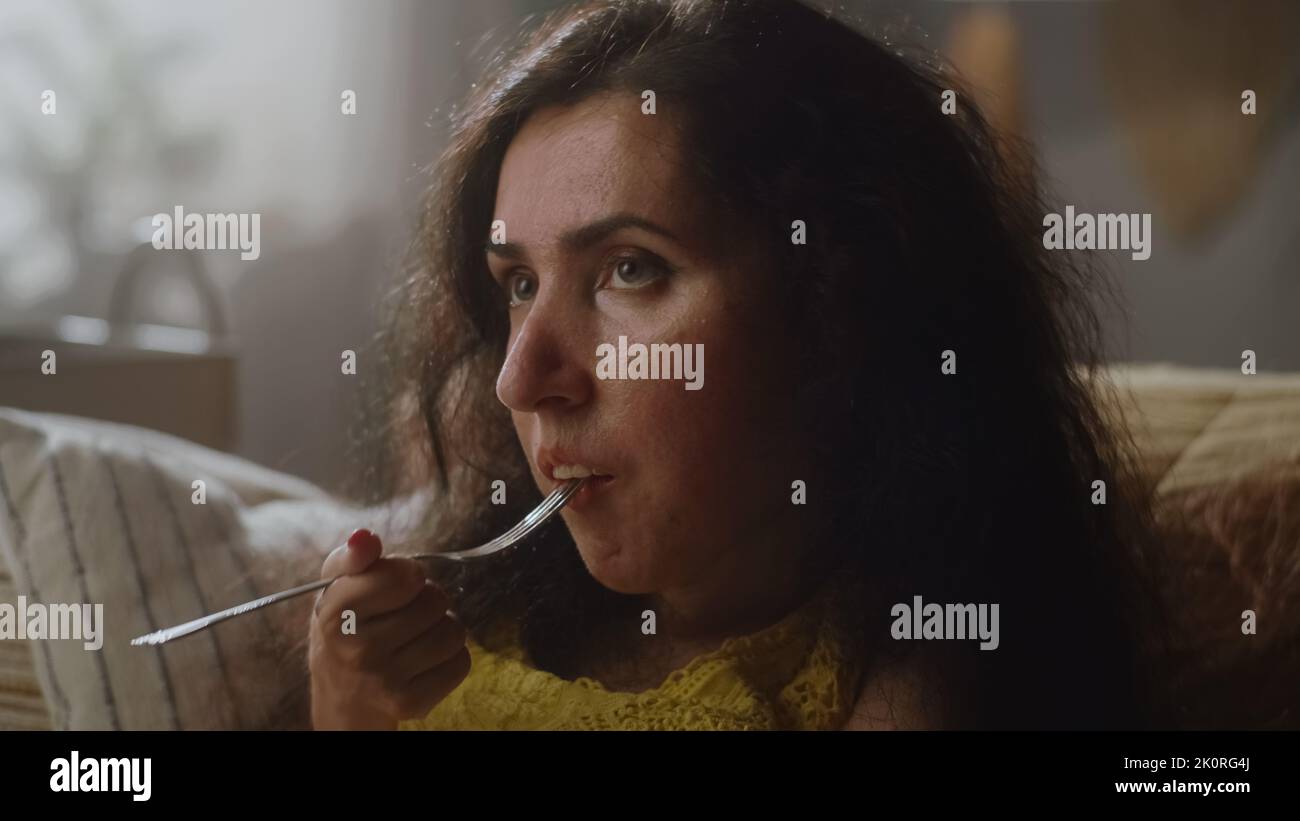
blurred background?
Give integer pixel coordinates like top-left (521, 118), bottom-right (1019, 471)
top-left (1, 0), bottom-right (1297, 495)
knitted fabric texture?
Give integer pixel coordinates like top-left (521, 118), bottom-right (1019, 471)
top-left (399, 572), bottom-right (867, 730)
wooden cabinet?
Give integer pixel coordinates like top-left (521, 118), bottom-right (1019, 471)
top-left (0, 319), bottom-right (237, 452)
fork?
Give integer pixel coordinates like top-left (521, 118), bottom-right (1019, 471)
top-left (129, 478), bottom-right (586, 647)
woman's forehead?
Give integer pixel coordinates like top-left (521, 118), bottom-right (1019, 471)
top-left (494, 93), bottom-right (707, 249)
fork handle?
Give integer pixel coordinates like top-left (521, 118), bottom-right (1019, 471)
top-left (130, 577), bottom-right (337, 646)
top-left (130, 556), bottom-right (455, 646)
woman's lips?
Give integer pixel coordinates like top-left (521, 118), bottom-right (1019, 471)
top-left (535, 447), bottom-right (617, 511)
top-left (565, 475), bottom-right (615, 511)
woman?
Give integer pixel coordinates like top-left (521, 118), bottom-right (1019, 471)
top-left (307, 0), bottom-right (1165, 730)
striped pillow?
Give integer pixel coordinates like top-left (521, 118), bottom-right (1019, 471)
top-left (0, 407), bottom-right (376, 730)
top-left (0, 560), bottom-right (49, 729)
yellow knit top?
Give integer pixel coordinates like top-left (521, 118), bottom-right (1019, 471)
top-left (399, 570), bottom-right (868, 730)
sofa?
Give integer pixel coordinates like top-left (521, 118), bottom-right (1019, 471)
top-left (1, 362), bottom-right (1297, 730)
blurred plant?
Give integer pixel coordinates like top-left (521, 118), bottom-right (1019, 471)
top-left (0, 0), bottom-right (222, 318)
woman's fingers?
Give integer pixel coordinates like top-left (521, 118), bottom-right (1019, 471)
top-left (389, 611), bottom-right (469, 683)
top-left (309, 535), bottom-right (470, 728)
top-left (362, 581), bottom-right (454, 653)
top-left (317, 557), bottom-right (428, 625)
top-left (321, 529), bottom-right (384, 579)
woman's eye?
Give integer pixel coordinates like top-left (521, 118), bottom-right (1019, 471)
top-left (505, 272), bottom-right (536, 306)
top-left (606, 254), bottom-right (670, 290)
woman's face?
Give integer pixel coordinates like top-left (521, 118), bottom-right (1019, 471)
top-left (489, 92), bottom-right (815, 602)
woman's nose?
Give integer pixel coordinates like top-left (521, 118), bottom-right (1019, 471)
top-left (495, 299), bottom-right (593, 414)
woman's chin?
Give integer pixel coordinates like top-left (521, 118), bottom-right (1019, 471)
top-left (575, 540), bottom-right (655, 595)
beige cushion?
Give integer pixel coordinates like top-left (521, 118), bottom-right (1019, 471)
top-left (0, 407), bottom-right (428, 730)
top-left (1103, 363), bottom-right (1300, 492)
top-left (1099, 363), bottom-right (1300, 728)
top-left (0, 561), bottom-right (49, 729)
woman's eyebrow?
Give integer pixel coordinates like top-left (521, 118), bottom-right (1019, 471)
top-left (484, 212), bottom-right (680, 260)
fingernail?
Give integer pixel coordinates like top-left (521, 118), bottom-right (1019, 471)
top-left (347, 529), bottom-right (375, 550)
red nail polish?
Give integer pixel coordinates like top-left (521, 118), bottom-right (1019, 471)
top-left (347, 529), bottom-right (374, 550)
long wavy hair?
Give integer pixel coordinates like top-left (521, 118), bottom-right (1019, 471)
top-left (348, 0), bottom-right (1168, 730)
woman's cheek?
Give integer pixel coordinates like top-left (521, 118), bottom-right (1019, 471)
top-left (641, 371), bottom-right (763, 518)
top-left (601, 276), bottom-right (785, 485)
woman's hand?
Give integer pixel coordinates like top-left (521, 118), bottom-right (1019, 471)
top-left (308, 530), bottom-right (471, 730)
